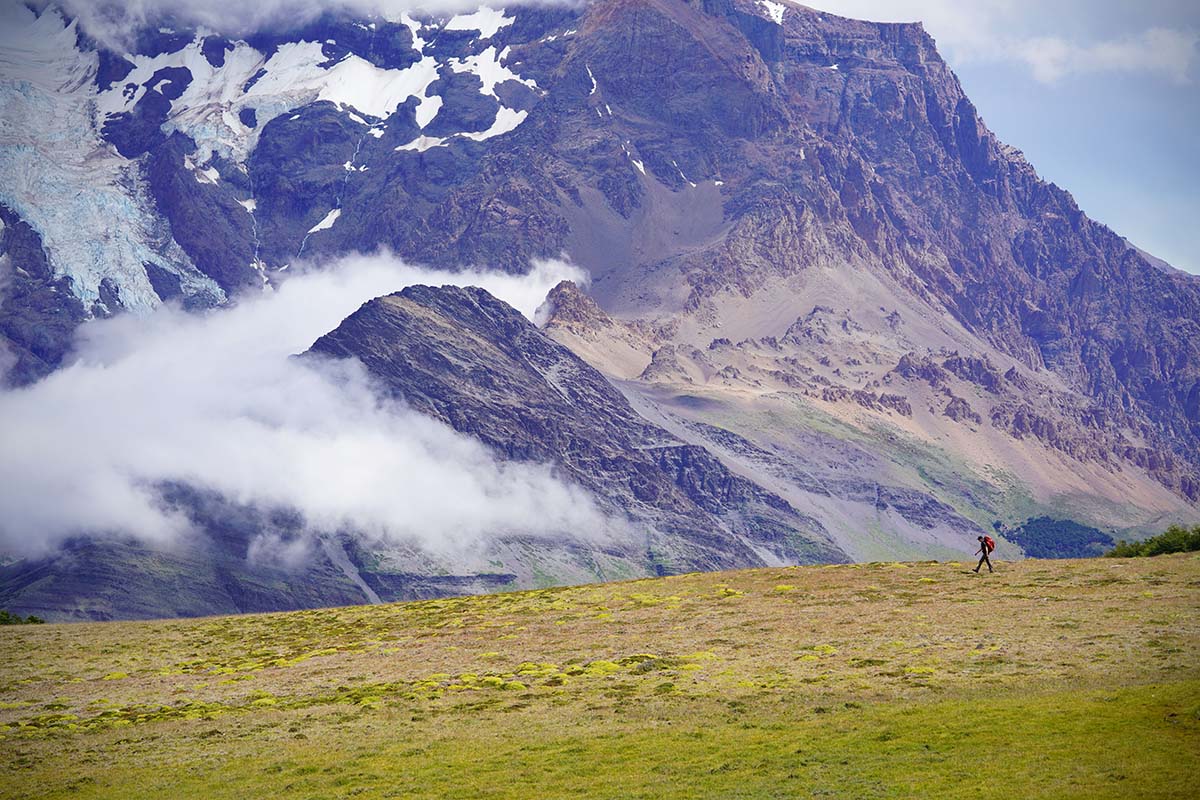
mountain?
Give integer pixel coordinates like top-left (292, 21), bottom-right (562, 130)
top-left (1, 0), bottom-right (1198, 617)
top-left (0, 284), bottom-right (847, 620)
top-left (308, 284), bottom-right (846, 568)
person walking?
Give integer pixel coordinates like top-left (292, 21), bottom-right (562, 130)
top-left (973, 535), bottom-right (995, 573)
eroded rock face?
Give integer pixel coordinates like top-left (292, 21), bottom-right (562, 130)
top-left (542, 280), bottom-right (614, 332)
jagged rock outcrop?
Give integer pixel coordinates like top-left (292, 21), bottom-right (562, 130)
top-left (892, 353), bottom-right (949, 386)
top-left (943, 396), bottom-right (981, 425)
top-left (640, 344), bottom-right (694, 384)
top-left (542, 280), bottom-right (615, 333)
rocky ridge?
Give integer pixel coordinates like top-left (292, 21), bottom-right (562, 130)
top-left (309, 284), bottom-right (847, 572)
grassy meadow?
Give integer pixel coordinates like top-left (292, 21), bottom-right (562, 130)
top-left (2, 554), bottom-right (1197, 798)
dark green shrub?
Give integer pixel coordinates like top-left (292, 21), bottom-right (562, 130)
top-left (0, 610), bottom-right (45, 625)
top-left (1106, 524), bottom-right (1200, 558)
top-left (1008, 516), bottom-right (1114, 558)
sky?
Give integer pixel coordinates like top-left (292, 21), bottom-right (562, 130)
top-left (803, 0), bottom-right (1200, 274)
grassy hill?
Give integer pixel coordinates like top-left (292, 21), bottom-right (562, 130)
top-left (2, 555), bottom-right (1197, 799)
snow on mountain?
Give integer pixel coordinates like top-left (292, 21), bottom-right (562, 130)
top-left (451, 46), bottom-right (537, 99)
top-left (443, 7), bottom-right (516, 40)
top-left (97, 39), bottom-right (442, 164)
top-left (0, 2), bottom-right (541, 318)
top-left (92, 5), bottom-right (533, 166)
top-left (307, 208), bottom-right (341, 234)
top-left (0, 4), bottom-right (220, 312)
top-left (757, 0), bottom-right (787, 26)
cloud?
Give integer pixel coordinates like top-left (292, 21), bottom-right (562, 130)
top-left (802, 0), bottom-right (1199, 84)
top-left (0, 252), bottom-right (622, 559)
top-left (1015, 28), bottom-right (1199, 84)
top-left (50, 0), bottom-right (579, 51)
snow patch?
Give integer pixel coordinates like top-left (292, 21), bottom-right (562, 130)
top-left (415, 93), bottom-right (443, 128)
top-left (758, 0), bottom-right (786, 25)
top-left (238, 198), bottom-right (257, 212)
top-left (460, 106), bottom-right (527, 142)
top-left (444, 7), bottom-right (514, 41)
top-left (450, 45), bottom-right (536, 98)
top-left (401, 14), bottom-right (427, 53)
top-left (586, 65), bottom-right (597, 95)
top-left (396, 134), bottom-right (446, 152)
top-left (400, 106), bottom-right (528, 151)
top-left (307, 208), bottom-right (341, 234)
top-left (621, 142), bottom-right (645, 176)
top-left (672, 160), bottom-right (696, 188)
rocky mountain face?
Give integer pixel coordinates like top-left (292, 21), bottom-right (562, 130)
top-left (1, 0), bottom-right (1197, 617)
top-left (309, 284), bottom-right (845, 570)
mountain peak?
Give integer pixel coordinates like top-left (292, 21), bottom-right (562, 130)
top-left (1, 1), bottom-right (1196, 620)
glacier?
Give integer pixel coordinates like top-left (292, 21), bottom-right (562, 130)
top-left (0, 5), bottom-right (220, 312)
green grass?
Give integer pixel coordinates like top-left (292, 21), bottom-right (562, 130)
top-left (1, 555), bottom-right (1197, 799)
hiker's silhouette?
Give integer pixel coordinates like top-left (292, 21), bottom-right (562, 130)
top-left (973, 535), bottom-right (994, 573)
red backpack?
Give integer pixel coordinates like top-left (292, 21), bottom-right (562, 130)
top-left (983, 536), bottom-right (996, 553)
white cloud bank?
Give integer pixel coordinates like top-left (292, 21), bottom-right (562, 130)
top-left (0, 253), bottom-right (618, 559)
top-left (803, 0), bottom-right (1199, 84)
top-left (52, 0), bottom-right (578, 51)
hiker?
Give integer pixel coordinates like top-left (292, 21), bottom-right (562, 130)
top-left (973, 535), bottom-right (995, 573)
